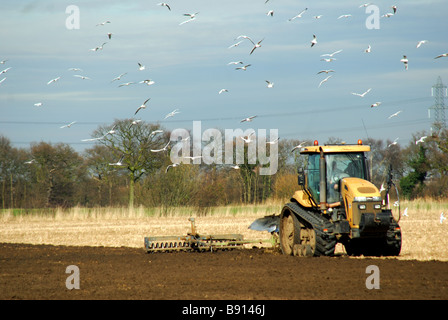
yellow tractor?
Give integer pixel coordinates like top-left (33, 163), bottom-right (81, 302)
top-left (278, 140), bottom-right (402, 257)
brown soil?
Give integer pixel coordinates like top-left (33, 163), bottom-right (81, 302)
top-left (1, 243), bottom-right (447, 303)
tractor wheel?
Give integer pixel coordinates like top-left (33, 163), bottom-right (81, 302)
top-left (279, 209), bottom-right (300, 256)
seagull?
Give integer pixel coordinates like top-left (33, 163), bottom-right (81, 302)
top-left (317, 70), bottom-right (335, 75)
top-left (388, 110), bottom-right (402, 119)
top-left (266, 10), bottom-right (274, 17)
top-left (219, 89), bottom-right (228, 94)
top-left (267, 137), bottom-right (279, 145)
top-left (381, 13), bottom-right (395, 18)
top-left (400, 55), bottom-right (408, 70)
top-left (314, 15), bottom-right (323, 19)
top-left (364, 44), bottom-right (371, 53)
top-left (388, 137), bottom-right (399, 147)
top-left (415, 136), bottom-right (427, 144)
top-left (139, 79), bottom-right (155, 86)
top-left (109, 156), bottom-right (125, 166)
top-left (138, 62), bottom-right (145, 71)
top-left (291, 141), bottom-right (309, 152)
top-left (68, 68), bottom-right (82, 72)
top-left (321, 50), bottom-right (342, 57)
top-left (351, 88), bottom-right (371, 97)
top-left (134, 98), bottom-right (150, 116)
top-left (248, 38), bottom-right (264, 55)
top-left (157, 2), bottom-right (171, 11)
top-left (34, 102), bottom-right (43, 107)
top-left (370, 101), bottom-right (381, 108)
top-left (0, 59), bottom-right (8, 64)
top-left (310, 34), bottom-right (317, 47)
top-left (166, 163), bottom-right (180, 173)
top-left (227, 61), bottom-right (243, 65)
top-left (391, 5), bottom-right (397, 14)
top-left (235, 64), bottom-right (251, 71)
top-left (434, 53), bottom-right (448, 59)
top-left (60, 121), bottom-right (77, 128)
top-left (180, 12), bottom-right (199, 25)
top-left (379, 183), bottom-right (386, 192)
top-left (107, 32), bottom-right (112, 40)
top-left (151, 141), bottom-right (171, 152)
top-left (240, 115), bottom-right (256, 123)
top-left (73, 75), bottom-right (91, 80)
top-left (288, 8), bottom-right (308, 21)
top-left (318, 75), bottom-right (332, 88)
top-left (106, 124), bottom-right (117, 136)
top-left (337, 14), bottom-right (352, 19)
top-left (0, 67), bottom-right (11, 74)
top-left (47, 77), bottom-right (60, 85)
top-left (96, 21), bottom-right (111, 26)
top-left (230, 164), bottom-right (240, 170)
top-left (440, 212), bottom-right (446, 224)
top-left (228, 41), bottom-right (243, 49)
top-left (402, 207), bottom-right (409, 217)
top-left (81, 136), bottom-right (105, 142)
top-left (0, 77), bottom-right (6, 85)
top-left (129, 119), bottom-right (142, 128)
top-left (164, 109), bottom-right (180, 119)
top-left (24, 159), bottom-right (36, 165)
top-left (266, 80), bottom-right (274, 88)
top-left (150, 129), bottom-right (163, 136)
top-left (320, 58), bottom-right (336, 62)
top-left (359, 3), bottom-right (371, 7)
top-left (241, 132), bottom-right (255, 143)
top-left (111, 73), bottom-right (127, 82)
top-left (416, 40), bottom-right (428, 48)
top-left (89, 42), bottom-right (107, 51)
top-left (118, 82), bottom-right (135, 87)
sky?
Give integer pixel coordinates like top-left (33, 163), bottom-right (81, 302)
top-left (1, 0), bottom-right (448, 154)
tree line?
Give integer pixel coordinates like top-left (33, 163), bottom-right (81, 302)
top-left (1, 119), bottom-right (448, 211)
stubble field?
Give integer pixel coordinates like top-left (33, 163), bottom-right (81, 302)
top-left (1, 199), bottom-right (447, 301)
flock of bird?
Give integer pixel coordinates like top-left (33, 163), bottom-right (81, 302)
top-left (2, 2), bottom-right (447, 171)
top-left (401, 207), bottom-right (446, 224)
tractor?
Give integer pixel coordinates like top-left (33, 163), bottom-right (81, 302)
top-left (277, 139), bottom-right (402, 257)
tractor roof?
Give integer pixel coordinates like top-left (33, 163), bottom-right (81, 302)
top-left (300, 143), bottom-right (371, 154)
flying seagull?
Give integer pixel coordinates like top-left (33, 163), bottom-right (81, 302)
top-left (134, 98), bottom-right (150, 115)
top-left (0, 67), bottom-right (11, 74)
top-left (166, 163), bottom-right (180, 173)
top-left (291, 141), bottom-right (309, 152)
top-left (400, 55), bottom-right (408, 70)
top-left (351, 88), bottom-right (371, 97)
top-left (60, 121), bottom-right (77, 128)
top-left (164, 109), bottom-right (180, 119)
top-left (107, 32), bottom-right (112, 40)
top-left (241, 115), bottom-right (257, 123)
top-left (139, 79), bottom-right (155, 86)
top-left (0, 77), bottom-right (6, 85)
top-left (388, 137), bottom-right (399, 147)
top-left (416, 40), bottom-right (428, 48)
top-left (320, 49), bottom-right (343, 57)
top-left (219, 88), bottom-right (228, 94)
top-left (151, 141), bottom-right (171, 152)
top-left (337, 14), bottom-right (352, 19)
top-left (34, 102), bottom-right (43, 107)
top-left (89, 42), bottom-right (107, 51)
top-left (180, 12), bottom-right (199, 25)
top-left (111, 72), bottom-right (127, 82)
top-left (241, 132), bottom-right (256, 143)
top-left (47, 77), bottom-right (60, 85)
top-left (138, 62), bottom-right (145, 71)
top-left (434, 53), bottom-right (448, 59)
top-left (96, 21), bottom-right (111, 26)
top-left (118, 82), bottom-right (135, 87)
top-left (288, 8), bottom-right (308, 21)
top-left (228, 41), bottom-right (244, 49)
top-left (370, 101), bottom-right (381, 108)
top-left (310, 34), bottom-right (317, 47)
top-left (415, 136), bottom-right (427, 144)
top-left (68, 68), bottom-right (82, 72)
top-left (440, 212), bottom-right (446, 224)
top-left (267, 137), bottom-right (279, 145)
top-left (318, 75), bottom-right (332, 88)
top-left (265, 80), bottom-right (274, 88)
top-left (364, 44), bottom-right (371, 53)
top-left (74, 75), bottom-right (91, 80)
top-left (388, 110), bottom-right (402, 119)
top-left (157, 3), bottom-right (171, 11)
top-left (236, 64), bottom-right (251, 71)
top-left (317, 70), bottom-right (335, 75)
top-left (109, 155), bottom-right (125, 166)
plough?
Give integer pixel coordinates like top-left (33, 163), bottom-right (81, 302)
top-left (144, 217), bottom-right (278, 253)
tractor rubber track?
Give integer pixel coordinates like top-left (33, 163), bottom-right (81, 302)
top-left (283, 201), bottom-right (337, 256)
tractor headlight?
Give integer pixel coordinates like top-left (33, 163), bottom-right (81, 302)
top-left (358, 204), bottom-right (367, 210)
top-left (374, 204), bottom-right (381, 210)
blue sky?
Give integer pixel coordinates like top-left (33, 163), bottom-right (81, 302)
top-left (1, 0), bottom-right (447, 153)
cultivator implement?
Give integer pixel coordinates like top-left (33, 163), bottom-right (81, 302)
top-left (145, 218), bottom-right (248, 253)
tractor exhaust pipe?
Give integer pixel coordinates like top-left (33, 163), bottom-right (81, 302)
top-left (319, 147), bottom-right (327, 211)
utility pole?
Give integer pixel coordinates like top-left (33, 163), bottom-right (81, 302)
top-left (429, 76), bottom-right (447, 133)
